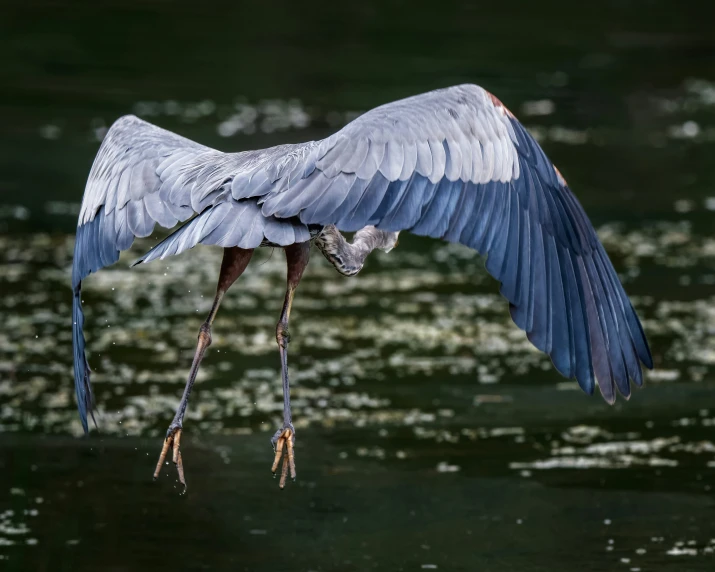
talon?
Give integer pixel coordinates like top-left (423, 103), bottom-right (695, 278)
top-left (270, 426), bottom-right (296, 488)
top-left (172, 429), bottom-right (182, 464)
top-left (154, 426), bottom-right (186, 491)
top-left (153, 437), bottom-right (171, 480)
top-left (272, 442), bottom-right (285, 474)
top-left (279, 453), bottom-right (289, 489)
top-left (286, 431), bottom-right (296, 480)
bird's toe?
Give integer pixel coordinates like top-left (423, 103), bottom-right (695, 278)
top-left (153, 424), bottom-right (187, 491)
top-left (270, 425), bottom-right (297, 488)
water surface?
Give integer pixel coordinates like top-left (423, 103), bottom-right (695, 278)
top-left (1, 2), bottom-right (715, 570)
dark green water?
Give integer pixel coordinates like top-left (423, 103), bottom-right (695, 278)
top-left (1, 2), bottom-right (715, 570)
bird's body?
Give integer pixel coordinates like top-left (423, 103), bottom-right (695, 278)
top-left (72, 84), bottom-right (652, 489)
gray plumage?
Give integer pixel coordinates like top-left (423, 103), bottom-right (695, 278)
top-left (314, 225), bottom-right (399, 276)
top-left (132, 199), bottom-right (312, 266)
top-left (72, 84), bottom-right (653, 433)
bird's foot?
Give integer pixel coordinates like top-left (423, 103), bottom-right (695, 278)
top-left (270, 424), bottom-right (296, 489)
top-left (153, 423), bottom-right (186, 492)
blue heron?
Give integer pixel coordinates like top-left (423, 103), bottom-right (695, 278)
top-left (72, 84), bottom-right (652, 489)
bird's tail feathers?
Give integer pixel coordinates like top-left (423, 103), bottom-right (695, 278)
top-left (132, 199), bottom-right (310, 267)
top-left (131, 210), bottom-right (207, 266)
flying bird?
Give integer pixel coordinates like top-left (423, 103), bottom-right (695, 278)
top-left (72, 84), bottom-right (652, 490)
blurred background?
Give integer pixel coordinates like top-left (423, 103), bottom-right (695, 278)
top-left (1, 1), bottom-right (715, 570)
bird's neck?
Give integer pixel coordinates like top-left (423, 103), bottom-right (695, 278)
top-left (314, 225), bottom-right (396, 276)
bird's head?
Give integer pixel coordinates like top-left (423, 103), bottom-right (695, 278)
top-left (379, 231), bottom-right (400, 254)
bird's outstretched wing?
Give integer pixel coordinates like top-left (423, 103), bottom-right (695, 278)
top-left (71, 117), bottom-right (311, 431)
top-left (229, 84), bottom-right (653, 402)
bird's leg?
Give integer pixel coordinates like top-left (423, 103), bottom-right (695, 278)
top-left (153, 247), bottom-right (253, 491)
top-left (271, 241), bottom-right (311, 489)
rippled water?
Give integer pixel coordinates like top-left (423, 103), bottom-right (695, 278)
top-left (2, 2), bottom-right (715, 570)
